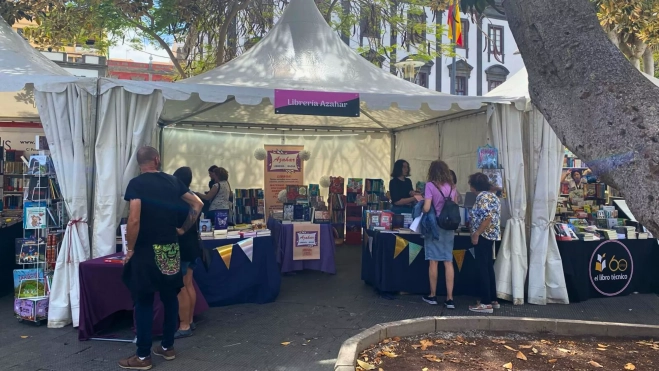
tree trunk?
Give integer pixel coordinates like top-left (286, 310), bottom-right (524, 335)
top-left (215, 0), bottom-right (251, 67)
top-left (643, 47), bottom-right (655, 76)
top-left (503, 0), bottom-right (659, 235)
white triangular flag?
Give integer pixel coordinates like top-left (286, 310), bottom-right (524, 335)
top-left (469, 247), bottom-right (475, 259)
top-left (368, 236), bottom-right (373, 256)
top-left (237, 238), bottom-right (254, 262)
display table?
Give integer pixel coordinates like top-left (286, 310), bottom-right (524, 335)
top-left (362, 230), bottom-right (499, 296)
top-left (195, 236), bottom-right (281, 306)
top-left (557, 239), bottom-right (659, 302)
top-left (78, 253), bottom-right (209, 341)
top-left (267, 219), bottom-right (336, 274)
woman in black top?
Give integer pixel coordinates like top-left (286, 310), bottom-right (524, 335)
top-left (389, 159), bottom-right (420, 214)
top-left (173, 167), bottom-right (200, 338)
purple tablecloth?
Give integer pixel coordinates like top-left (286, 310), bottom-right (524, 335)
top-left (78, 253), bottom-right (209, 341)
top-left (267, 219), bottom-right (336, 274)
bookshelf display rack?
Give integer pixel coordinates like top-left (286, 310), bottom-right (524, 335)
top-left (14, 150), bottom-right (66, 325)
top-left (345, 178), bottom-right (363, 246)
top-left (364, 179), bottom-right (386, 211)
top-left (234, 188), bottom-right (265, 224)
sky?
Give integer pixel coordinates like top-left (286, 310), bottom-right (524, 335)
top-left (107, 30), bottom-right (174, 64)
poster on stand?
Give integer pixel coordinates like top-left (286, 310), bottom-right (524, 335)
top-left (293, 223), bottom-right (321, 260)
top-left (264, 145), bottom-right (304, 218)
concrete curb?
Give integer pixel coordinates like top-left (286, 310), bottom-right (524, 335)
top-left (334, 316), bottom-right (659, 371)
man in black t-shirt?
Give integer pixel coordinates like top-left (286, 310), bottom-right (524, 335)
top-left (119, 146), bottom-right (203, 370)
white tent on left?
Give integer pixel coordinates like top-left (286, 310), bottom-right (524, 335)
top-left (0, 16), bottom-right (95, 328)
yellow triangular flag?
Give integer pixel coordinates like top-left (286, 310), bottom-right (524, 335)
top-left (453, 250), bottom-right (466, 272)
top-left (216, 244), bottom-right (234, 269)
top-left (394, 235), bottom-right (408, 259)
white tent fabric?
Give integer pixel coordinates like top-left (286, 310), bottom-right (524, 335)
top-left (527, 109), bottom-right (569, 304)
top-left (95, 0), bottom-right (508, 131)
top-left (489, 104), bottom-right (528, 305)
top-left (92, 88), bottom-right (164, 258)
top-left (35, 86), bottom-right (93, 327)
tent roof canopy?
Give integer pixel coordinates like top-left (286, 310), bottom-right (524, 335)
top-left (486, 67), bottom-right (659, 111)
top-left (100, 0), bottom-right (509, 131)
top-left (0, 16), bottom-right (81, 93)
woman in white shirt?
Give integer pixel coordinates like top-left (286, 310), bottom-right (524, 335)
top-left (196, 167), bottom-right (232, 221)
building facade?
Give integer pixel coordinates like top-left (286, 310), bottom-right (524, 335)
top-left (107, 59), bottom-right (175, 81)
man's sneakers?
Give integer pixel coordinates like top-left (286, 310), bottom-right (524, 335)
top-left (118, 355), bottom-right (152, 370)
top-left (422, 296), bottom-right (438, 305)
top-left (152, 346), bottom-right (176, 361)
top-left (444, 299), bottom-right (455, 309)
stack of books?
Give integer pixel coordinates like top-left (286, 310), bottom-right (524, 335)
top-left (599, 229), bottom-right (618, 240)
top-left (256, 229), bottom-right (271, 237)
top-left (227, 230), bottom-right (241, 239)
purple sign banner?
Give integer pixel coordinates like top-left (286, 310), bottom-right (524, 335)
top-left (274, 89), bottom-right (360, 117)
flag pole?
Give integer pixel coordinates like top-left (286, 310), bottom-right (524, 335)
top-left (450, 2), bottom-right (457, 95)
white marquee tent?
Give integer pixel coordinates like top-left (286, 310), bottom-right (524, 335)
top-left (88, 0), bottom-right (509, 260)
top-left (0, 17), bottom-right (94, 328)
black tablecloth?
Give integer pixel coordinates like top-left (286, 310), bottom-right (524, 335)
top-left (558, 239), bottom-right (659, 302)
top-left (0, 222), bottom-right (24, 297)
top-left (362, 230), bottom-right (500, 296)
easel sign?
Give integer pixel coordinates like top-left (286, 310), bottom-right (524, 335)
top-left (477, 145), bottom-right (498, 169)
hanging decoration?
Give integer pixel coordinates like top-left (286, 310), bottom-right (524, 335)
top-left (469, 247), bottom-right (475, 259)
top-left (216, 244), bottom-right (234, 269)
top-left (319, 176), bottom-right (331, 188)
top-left (238, 238), bottom-right (254, 262)
top-left (254, 148), bottom-right (267, 161)
top-left (394, 235), bottom-right (408, 259)
top-left (477, 144), bottom-right (498, 169)
top-left (408, 241), bottom-right (423, 265)
top-left (299, 150), bottom-right (311, 161)
top-left (453, 250), bottom-right (466, 272)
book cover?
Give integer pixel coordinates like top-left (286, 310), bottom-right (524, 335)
top-left (313, 210), bottom-right (331, 223)
top-left (24, 202), bottom-right (47, 229)
top-left (329, 176), bottom-right (344, 194)
top-left (392, 214), bottom-right (405, 230)
top-left (214, 210), bottom-right (229, 230)
top-left (286, 185), bottom-right (300, 201)
top-left (199, 219), bottom-right (212, 233)
top-left (309, 184), bottom-right (320, 197)
top-left (380, 211), bottom-right (394, 230)
top-left (104, 256), bottom-right (125, 264)
top-left (27, 155), bottom-right (51, 176)
top-left (297, 185), bottom-right (309, 200)
top-left (15, 238), bottom-right (46, 264)
top-left (283, 204), bottom-right (294, 220)
top-left (347, 178), bottom-right (364, 194)
top-left (13, 268), bottom-right (46, 298)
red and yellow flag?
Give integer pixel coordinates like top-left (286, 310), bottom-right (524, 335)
top-left (447, 0), bottom-right (464, 48)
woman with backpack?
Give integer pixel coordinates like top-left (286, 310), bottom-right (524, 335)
top-left (421, 160), bottom-right (458, 309)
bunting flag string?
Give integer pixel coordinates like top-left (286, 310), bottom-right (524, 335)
top-left (408, 241), bottom-right (423, 266)
top-left (453, 250), bottom-right (466, 272)
top-left (237, 238), bottom-right (254, 262)
top-left (394, 235), bottom-right (408, 259)
top-left (469, 247), bottom-right (475, 259)
top-left (216, 244), bottom-right (234, 269)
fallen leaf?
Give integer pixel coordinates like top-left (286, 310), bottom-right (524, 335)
top-left (422, 354), bottom-right (442, 363)
top-left (434, 339), bottom-right (447, 344)
top-left (519, 345), bottom-right (533, 349)
top-left (532, 348), bottom-right (538, 354)
top-left (381, 351), bottom-right (398, 358)
top-left (357, 360), bottom-right (376, 370)
top-left (378, 368), bottom-right (383, 371)
top-left (449, 359), bottom-right (460, 363)
top-left (504, 345), bottom-right (518, 351)
top-left (597, 344), bottom-right (609, 348)
top-left (382, 339), bottom-right (391, 344)
top-left (412, 345), bottom-right (422, 349)
top-left (420, 339), bottom-right (434, 351)
top-left (281, 342), bottom-right (291, 346)
top-left (541, 340), bottom-right (552, 344)
top-left (492, 339), bottom-right (507, 344)
top-left (422, 368), bottom-right (429, 371)
top-left (392, 337), bottom-right (401, 342)
top-left (588, 360), bottom-right (603, 368)
top-left (20, 336), bottom-right (28, 339)
top-left (362, 356), bottom-right (369, 361)
top-left (467, 342), bottom-right (477, 346)
top-left (548, 359), bottom-right (558, 364)
top-left (540, 352), bottom-right (548, 356)
top-left (557, 348), bottom-right (570, 353)
top-left (374, 357), bottom-right (382, 365)
top-left (456, 335), bottom-right (465, 343)
top-left (503, 362), bottom-right (513, 369)
top-left (625, 363), bottom-right (636, 370)
top-left (596, 348), bottom-right (607, 351)
top-left (516, 351), bottom-right (527, 361)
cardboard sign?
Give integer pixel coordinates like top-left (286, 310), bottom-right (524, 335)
top-left (292, 223), bottom-right (321, 260)
top-left (263, 145), bottom-right (304, 218)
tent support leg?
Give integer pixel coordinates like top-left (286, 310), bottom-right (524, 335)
top-left (158, 124), bottom-right (165, 162)
top-left (390, 132), bottom-right (396, 174)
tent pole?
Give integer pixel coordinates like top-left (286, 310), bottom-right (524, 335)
top-left (359, 109), bottom-right (390, 131)
top-left (88, 78), bottom-right (101, 257)
top-left (161, 97), bottom-right (236, 126)
top-left (158, 123), bottom-right (165, 163)
top-left (390, 132), bottom-right (396, 173)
